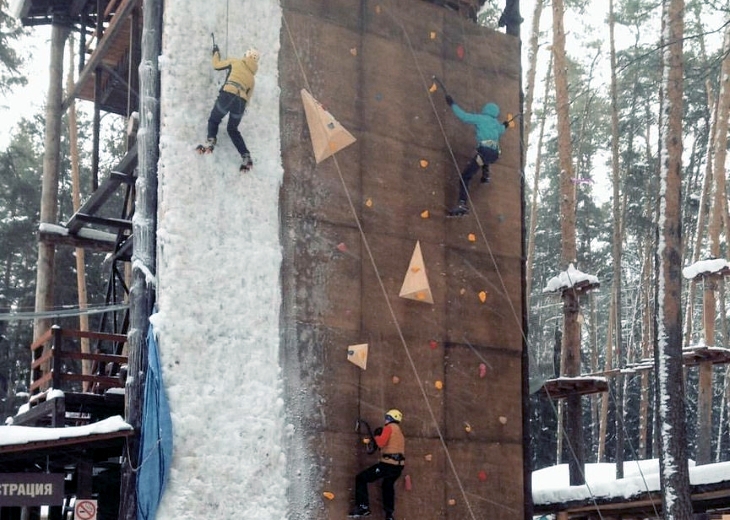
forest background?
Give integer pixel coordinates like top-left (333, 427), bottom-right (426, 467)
top-left (0, 0), bottom-right (729, 476)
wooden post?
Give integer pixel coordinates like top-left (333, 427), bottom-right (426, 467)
top-left (697, 274), bottom-right (717, 465)
top-left (563, 289), bottom-right (584, 486)
top-left (33, 20), bottom-right (70, 342)
top-left (118, 0), bottom-right (161, 518)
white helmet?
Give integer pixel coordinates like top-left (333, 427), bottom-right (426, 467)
top-left (244, 48), bottom-right (260, 62)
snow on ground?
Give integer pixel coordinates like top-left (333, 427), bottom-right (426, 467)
top-left (150, 1), bottom-right (287, 518)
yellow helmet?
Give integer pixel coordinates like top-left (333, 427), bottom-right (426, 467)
top-left (244, 48), bottom-right (260, 62)
top-left (385, 409), bottom-right (402, 423)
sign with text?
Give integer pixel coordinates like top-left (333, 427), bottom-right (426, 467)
top-left (0, 473), bottom-right (64, 506)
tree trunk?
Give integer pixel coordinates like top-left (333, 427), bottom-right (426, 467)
top-left (655, 0), bottom-right (692, 515)
top-left (33, 21), bottom-right (69, 341)
top-left (552, 0), bottom-right (582, 485)
top-left (526, 57), bottom-right (552, 309)
top-left (522, 0), bottom-right (544, 146)
top-left (608, 0), bottom-right (625, 478)
top-left (66, 35), bottom-right (91, 386)
top-left (118, 2), bottom-right (161, 519)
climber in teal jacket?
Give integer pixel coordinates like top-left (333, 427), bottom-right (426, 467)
top-left (446, 96), bottom-right (509, 216)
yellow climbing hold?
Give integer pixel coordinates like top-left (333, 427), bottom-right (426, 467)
top-left (424, 453), bottom-right (433, 461)
top-left (448, 498), bottom-right (456, 506)
top-left (421, 210), bottom-right (430, 219)
top-left (350, 47), bottom-right (357, 56)
top-left (430, 31), bottom-right (437, 40)
top-left (420, 159), bottom-right (429, 168)
top-left (460, 288), bottom-right (466, 295)
top-left (365, 198), bottom-right (373, 207)
top-left (464, 422), bottom-right (472, 433)
top-left (429, 82), bottom-right (438, 93)
top-left (375, 5), bottom-right (381, 13)
top-left (479, 291), bottom-right (488, 303)
top-left (435, 380), bottom-right (443, 390)
top-left (468, 233), bottom-right (476, 242)
top-left (323, 491), bottom-right (335, 500)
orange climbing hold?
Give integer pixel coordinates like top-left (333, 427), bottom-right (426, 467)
top-left (420, 159), bottom-right (429, 168)
top-left (478, 291), bottom-right (488, 303)
top-left (468, 233), bottom-right (476, 242)
top-left (323, 491), bottom-right (335, 500)
top-left (420, 210), bottom-right (430, 219)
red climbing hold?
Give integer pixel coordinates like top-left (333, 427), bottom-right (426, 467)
top-left (456, 44), bottom-right (465, 60)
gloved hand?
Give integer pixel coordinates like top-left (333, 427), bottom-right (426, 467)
top-left (445, 95), bottom-right (454, 106)
top-left (212, 44), bottom-right (220, 55)
top-left (373, 427), bottom-right (383, 437)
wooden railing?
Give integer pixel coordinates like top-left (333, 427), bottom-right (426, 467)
top-left (30, 326), bottom-right (128, 395)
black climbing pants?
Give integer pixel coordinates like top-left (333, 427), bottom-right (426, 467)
top-left (457, 145), bottom-right (500, 202)
top-left (207, 91), bottom-right (249, 156)
top-left (355, 462), bottom-right (403, 515)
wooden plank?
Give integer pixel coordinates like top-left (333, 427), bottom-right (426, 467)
top-left (30, 328), bottom-right (53, 350)
top-left (59, 351), bottom-right (127, 364)
top-left (60, 374), bottom-right (123, 387)
top-left (30, 351), bottom-right (54, 370)
top-left (30, 372), bottom-right (53, 393)
top-left (104, 0), bottom-right (124, 18)
top-left (38, 228), bottom-right (118, 251)
top-left (60, 329), bottom-right (127, 343)
top-left (66, 170), bottom-right (134, 233)
top-left (69, 213), bottom-right (133, 231)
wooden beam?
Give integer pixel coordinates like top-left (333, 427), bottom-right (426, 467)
top-left (63, 0), bottom-right (141, 111)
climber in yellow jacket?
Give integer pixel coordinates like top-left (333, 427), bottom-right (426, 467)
top-left (197, 43), bottom-right (259, 172)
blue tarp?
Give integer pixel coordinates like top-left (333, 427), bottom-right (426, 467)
top-left (137, 325), bottom-right (173, 520)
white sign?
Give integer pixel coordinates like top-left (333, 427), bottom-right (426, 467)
top-left (74, 499), bottom-right (98, 520)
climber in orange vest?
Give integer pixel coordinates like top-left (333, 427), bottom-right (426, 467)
top-left (349, 409), bottom-right (405, 520)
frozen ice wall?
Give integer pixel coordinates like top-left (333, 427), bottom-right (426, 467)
top-left (151, 1), bottom-right (287, 518)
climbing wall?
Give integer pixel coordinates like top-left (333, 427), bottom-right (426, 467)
top-left (279, 1), bottom-right (524, 519)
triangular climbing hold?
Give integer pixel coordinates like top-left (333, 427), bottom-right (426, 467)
top-left (347, 343), bottom-right (368, 370)
top-left (301, 89), bottom-right (356, 163)
top-left (399, 241), bottom-right (434, 304)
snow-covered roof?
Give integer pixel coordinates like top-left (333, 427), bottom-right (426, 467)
top-left (682, 258), bottom-right (730, 280)
top-left (543, 263), bottom-right (600, 293)
top-left (0, 415), bottom-right (132, 448)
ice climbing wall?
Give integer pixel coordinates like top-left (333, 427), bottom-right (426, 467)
top-left (279, 1), bottom-right (524, 519)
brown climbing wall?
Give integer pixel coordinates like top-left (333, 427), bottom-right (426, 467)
top-left (279, 1), bottom-right (523, 518)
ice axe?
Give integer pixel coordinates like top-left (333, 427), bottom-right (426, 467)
top-left (431, 75), bottom-right (450, 98)
top-left (355, 418), bottom-right (377, 454)
top-left (503, 112), bottom-right (522, 129)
